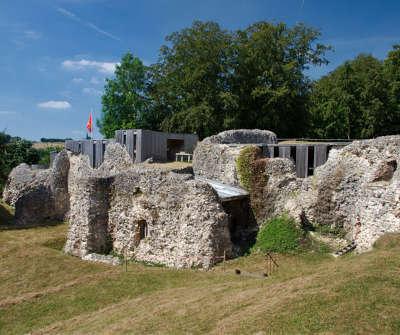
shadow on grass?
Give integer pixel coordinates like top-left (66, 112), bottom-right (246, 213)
top-left (42, 236), bottom-right (67, 250)
top-left (0, 201), bottom-right (14, 226)
top-left (1, 198), bottom-right (66, 230)
top-left (0, 220), bottom-right (65, 231)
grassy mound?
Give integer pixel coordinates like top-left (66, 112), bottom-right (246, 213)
top-left (373, 233), bottom-right (400, 250)
top-left (252, 215), bottom-right (303, 253)
top-left (1, 223), bottom-right (400, 334)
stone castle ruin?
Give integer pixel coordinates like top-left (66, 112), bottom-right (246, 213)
top-left (3, 151), bottom-right (70, 225)
top-left (64, 143), bottom-right (244, 268)
top-left (2, 129), bottom-right (400, 268)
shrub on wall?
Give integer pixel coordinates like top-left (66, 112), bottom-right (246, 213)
top-left (236, 145), bottom-right (269, 221)
top-left (236, 146), bottom-right (258, 190)
top-left (252, 215), bottom-right (303, 253)
top-left (236, 145), bottom-right (267, 191)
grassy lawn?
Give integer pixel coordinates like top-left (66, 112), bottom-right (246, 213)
top-left (0, 205), bottom-right (400, 334)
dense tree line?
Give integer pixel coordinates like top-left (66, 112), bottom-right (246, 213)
top-left (97, 21), bottom-right (400, 139)
top-left (309, 48), bottom-right (400, 138)
top-left (40, 137), bottom-right (72, 143)
top-left (0, 132), bottom-right (39, 191)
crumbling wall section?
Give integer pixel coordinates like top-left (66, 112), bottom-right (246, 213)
top-left (2, 150), bottom-right (70, 226)
top-left (65, 143), bottom-right (233, 269)
top-left (297, 136), bottom-right (400, 251)
top-left (193, 129), bottom-right (277, 185)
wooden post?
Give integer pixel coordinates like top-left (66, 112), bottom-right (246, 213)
top-left (125, 249), bottom-right (128, 272)
top-left (268, 256), bottom-right (271, 275)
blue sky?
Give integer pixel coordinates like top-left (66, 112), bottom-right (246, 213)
top-left (1, 0), bottom-right (399, 140)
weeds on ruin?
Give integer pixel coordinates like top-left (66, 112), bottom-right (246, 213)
top-left (236, 146), bottom-right (266, 191)
top-left (236, 146), bottom-right (269, 220)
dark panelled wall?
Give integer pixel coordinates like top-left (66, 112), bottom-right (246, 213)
top-left (265, 143), bottom-right (347, 178)
top-left (66, 129), bottom-right (199, 167)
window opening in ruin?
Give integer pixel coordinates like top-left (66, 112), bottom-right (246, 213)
top-left (134, 220), bottom-right (148, 246)
top-left (123, 133), bottom-right (127, 146)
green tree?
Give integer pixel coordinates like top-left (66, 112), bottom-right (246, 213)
top-left (36, 146), bottom-right (63, 167)
top-left (97, 53), bottom-right (149, 138)
top-left (0, 132), bottom-right (40, 191)
top-left (150, 21), bottom-right (235, 138)
top-left (149, 21), bottom-right (329, 138)
top-left (383, 45), bottom-right (400, 134)
top-left (230, 22), bottom-right (329, 136)
top-left (309, 54), bottom-right (390, 139)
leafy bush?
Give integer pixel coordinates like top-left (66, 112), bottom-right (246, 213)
top-left (0, 132), bottom-right (40, 192)
top-left (37, 146), bottom-right (63, 167)
top-left (252, 215), bottom-right (303, 253)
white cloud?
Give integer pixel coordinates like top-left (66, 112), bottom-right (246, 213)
top-left (90, 76), bottom-right (102, 85)
top-left (57, 7), bottom-right (121, 42)
top-left (0, 110), bottom-right (17, 115)
top-left (83, 87), bottom-right (102, 96)
top-left (24, 30), bottom-right (41, 40)
top-left (62, 59), bottom-right (118, 74)
top-left (37, 101), bottom-right (71, 109)
top-left (72, 77), bottom-right (84, 83)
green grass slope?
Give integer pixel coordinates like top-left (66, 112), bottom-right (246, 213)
top-left (0, 215), bottom-right (399, 334)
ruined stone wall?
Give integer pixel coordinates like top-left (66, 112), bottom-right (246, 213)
top-left (295, 136), bottom-right (400, 251)
top-left (2, 150), bottom-right (70, 225)
top-left (65, 143), bottom-right (233, 269)
top-left (110, 172), bottom-right (232, 268)
top-left (194, 130), bottom-right (400, 252)
top-left (193, 129), bottom-right (277, 185)
top-left (202, 129), bottom-right (277, 145)
top-left (253, 136), bottom-right (400, 252)
top-left (64, 154), bottom-right (114, 257)
top-left (254, 157), bottom-right (301, 223)
top-left (193, 144), bottom-right (244, 185)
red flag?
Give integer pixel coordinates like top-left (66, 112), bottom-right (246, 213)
top-left (86, 112), bottom-right (93, 133)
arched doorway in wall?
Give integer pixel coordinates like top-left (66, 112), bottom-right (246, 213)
top-left (134, 220), bottom-right (148, 246)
